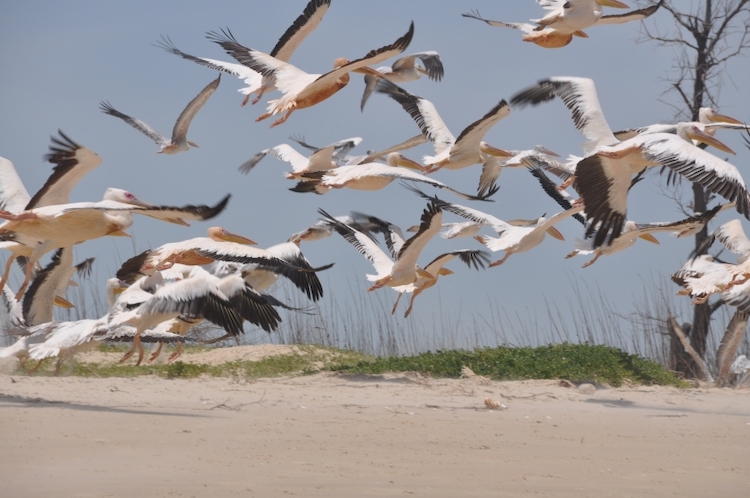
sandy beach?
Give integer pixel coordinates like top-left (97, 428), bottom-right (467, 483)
top-left (1, 346), bottom-right (749, 497)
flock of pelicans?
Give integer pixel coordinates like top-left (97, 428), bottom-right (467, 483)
top-left (2, 0), bottom-right (750, 380)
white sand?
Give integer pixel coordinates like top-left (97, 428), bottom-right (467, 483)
top-left (1, 346), bottom-right (749, 497)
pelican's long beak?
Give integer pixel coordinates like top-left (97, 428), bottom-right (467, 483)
top-left (406, 224), bottom-right (420, 233)
top-left (188, 140), bottom-right (200, 148)
top-left (480, 142), bottom-right (514, 158)
top-left (639, 233), bottom-right (660, 244)
top-left (537, 146), bottom-right (560, 158)
top-left (114, 280), bottom-right (129, 295)
top-left (393, 154), bottom-right (425, 171)
top-left (53, 295), bottom-right (75, 308)
top-left (220, 230), bottom-right (257, 245)
top-left (545, 226), bottom-right (565, 241)
top-left (417, 268), bottom-right (435, 279)
top-left (596, 0), bottom-right (629, 8)
top-left (416, 65), bottom-right (428, 76)
top-left (352, 66), bottom-right (383, 76)
top-left (572, 30), bottom-right (589, 38)
top-left (164, 218), bottom-right (191, 227)
top-left (709, 113), bottom-right (744, 125)
top-left (688, 127), bottom-right (736, 155)
top-left (438, 268), bottom-right (454, 276)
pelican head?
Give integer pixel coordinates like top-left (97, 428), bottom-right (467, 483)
top-left (596, 0), bottom-right (629, 8)
top-left (207, 226), bottom-right (257, 245)
top-left (680, 123), bottom-right (736, 155)
top-left (385, 152), bottom-right (424, 171)
top-left (700, 107), bottom-right (744, 125)
top-left (479, 141), bottom-right (513, 158)
top-left (103, 188), bottom-right (157, 207)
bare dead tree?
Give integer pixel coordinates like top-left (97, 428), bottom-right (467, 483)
top-left (638, 0), bottom-right (750, 377)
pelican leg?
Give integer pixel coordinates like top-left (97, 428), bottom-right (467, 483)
top-left (168, 341), bottom-right (183, 363)
top-left (270, 109), bottom-right (295, 128)
top-left (488, 253), bottom-right (512, 268)
top-left (119, 335), bottom-right (141, 364)
top-left (565, 250), bottom-right (579, 259)
top-left (0, 255), bottom-right (16, 293)
top-left (134, 336), bottom-right (145, 366)
top-left (367, 275), bottom-right (392, 292)
top-left (404, 289), bottom-right (424, 318)
top-left (147, 342), bottom-right (164, 364)
top-left (557, 175), bottom-right (576, 192)
top-left (54, 358), bottom-right (63, 376)
top-left (27, 359), bottom-right (44, 375)
top-left (250, 88), bottom-right (266, 105)
top-left (15, 261), bottom-right (35, 301)
top-left (581, 253), bottom-right (601, 268)
top-left (391, 293), bottom-right (403, 315)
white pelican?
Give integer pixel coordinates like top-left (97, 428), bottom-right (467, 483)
top-left (208, 22), bottom-right (414, 126)
top-left (109, 270), bottom-right (244, 365)
top-left (614, 107), bottom-right (748, 141)
top-left (100, 74), bottom-right (220, 154)
top-left (289, 154), bottom-right (492, 200)
top-left (288, 135), bottom-right (364, 165)
top-left (461, 2), bottom-right (661, 48)
top-left (360, 51), bottom-right (444, 110)
top-left (157, 0), bottom-right (331, 106)
top-left (0, 132), bottom-right (102, 294)
top-left (116, 227), bottom-right (330, 301)
top-left (354, 134), bottom-right (428, 165)
top-left (672, 255), bottom-right (736, 304)
top-left (477, 146), bottom-right (562, 197)
top-left (13, 278), bottom-right (128, 375)
top-left (566, 205), bottom-right (724, 267)
top-left (319, 203), bottom-right (443, 292)
top-left (239, 142), bottom-right (338, 177)
top-left (287, 212), bottom-right (384, 245)
top-left (391, 249), bottom-right (490, 318)
top-left (374, 78), bottom-right (512, 173)
top-left (0, 189), bottom-right (230, 299)
top-left (510, 76), bottom-right (750, 247)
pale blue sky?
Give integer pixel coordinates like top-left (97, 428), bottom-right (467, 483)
top-left (1, 1), bottom-right (748, 353)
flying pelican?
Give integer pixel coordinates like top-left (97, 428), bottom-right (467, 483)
top-left (288, 135), bottom-right (364, 165)
top-left (109, 269), bottom-right (253, 365)
top-left (566, 205), bottom-right (725, 267)
top-left (208, 22), bottom-right (414, 126)
top-left (156, 0), bottom-right (331, 106)
top-left (116, 227), bottom-right (330, 301)
top-left (0, 189), bottom-right (230, 299)
top-left (510, 76), bottom-right (750, 247)
top-left (613, 107), bottom-right (748, 141)
top-left (461, 1), bottom-right (662, 48)
top-left (672, 255), bottom-right (736, 305)
top-left (287, 212), bottom-right (385, 245)
top-left (239, 142), bottom-right (338, 177)
top-left (374, 78), bottom-right (512, 173)
top-left (477, 146), bottom-right (562, 197)
top-left (360, 51), bottom-right (444, 110)
top-left (100, 74), bottom-right (220, 154)
top-left (289, 154), bottom-right (493, 200)
top-left (319, 203), bottom-right (443, 292)
top-left (391, 249), bottom-right (490, 318)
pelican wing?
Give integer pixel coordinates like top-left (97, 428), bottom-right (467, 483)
top-left (423, 249), bottom-right (490, 276)
top-left (100, 101), bottom-right (170, 148)
top-left (270, 0), bottom-right (331, 60)
top-left (511, 77), bottom-right (618, 154)
top-left (451, 100), bottom-right (510, 159)
top-left (0, 157), bottom-right (30, 213)
top-left (318, 208), bottom-right (394, 277)
top-left (641, 134), bottom-right (750, 217)
top-left (27, 319), bottom-right (107, 360)
top-left (267, 144), bottom-right (318, 172)
top-left (170, 75), bottom-right (221, 144)
top-left (527, 167), bottom-right (586, 225)
top-left (393, 202), bottom-right (442, 273)
top-left (27, 131), bottom-right (102, 210)
top-left (391, 51), bottom-right (444, 81)
top-left (374, 79), bottom-right (455, 153)
top-left (595, 1), bottom-right (663, 26)
top-left (155, 36), bottom-right (263, 88)
top-left (461, 10), bottom-right (536, 33)
top-left (55, 194), bottom-right (231, 224)
top-left (713, 219), bottom-right (750, 257)
top-left (357, 134), bottom-right (427, 164)
top-left (404, 185), bottom-right (510, 233)
top-left (22, 247), bottom-right (74, 326)
top-left (216, 274), bottom-right (281, 332)
top-left (260, 241), bottom-right (333, 301)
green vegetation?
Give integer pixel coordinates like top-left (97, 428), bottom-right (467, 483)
top-left (328, 343), bottom-right (687, 387)
top-left (27, 343), bottom-right (684, 387)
